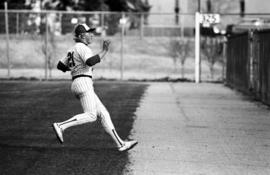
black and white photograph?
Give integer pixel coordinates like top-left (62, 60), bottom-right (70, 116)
top-left (0, 0), bottom-right (270, 174)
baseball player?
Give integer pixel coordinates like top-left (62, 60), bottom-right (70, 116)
top-left (52, 23), bottom-right (137, 152)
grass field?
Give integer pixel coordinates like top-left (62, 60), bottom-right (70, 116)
top-left (0, 80), bottom-right (148, 175)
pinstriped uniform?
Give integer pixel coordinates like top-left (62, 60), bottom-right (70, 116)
top-left (61, 42), bottom-right (93, 77)
top-left (60, 42), bottom-right (114, 130)
top-left (53, 23), bottom-right (138, 150)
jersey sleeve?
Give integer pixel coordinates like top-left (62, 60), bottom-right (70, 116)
top-left (57, 53), bottom-right (70, 72)
top-left (59, 54), bottom-right (69, 66)
top-left (77, 44), bottom-right (94, 63)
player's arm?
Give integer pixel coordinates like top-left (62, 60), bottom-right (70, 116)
top-left (57, 61), bottom-right (70, 72)
top-left (85, 40), bottom-right (110, 66)
top-left (57, 51), bottom-right (75, 72)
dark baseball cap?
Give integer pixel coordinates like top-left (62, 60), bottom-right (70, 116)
top-left (74, 23), bottom-right (96, 36)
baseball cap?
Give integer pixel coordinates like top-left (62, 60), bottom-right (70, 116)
top-left (74, 23), bottom-right (96, 36)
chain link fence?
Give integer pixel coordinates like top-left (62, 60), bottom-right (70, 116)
top-left (0, 10), bottom-right (231, 81)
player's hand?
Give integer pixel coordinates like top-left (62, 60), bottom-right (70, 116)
top-left (103, 40), bottom-right (111, 51)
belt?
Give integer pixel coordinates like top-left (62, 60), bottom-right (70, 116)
top-left (72, 75), bottom-right (92, 81)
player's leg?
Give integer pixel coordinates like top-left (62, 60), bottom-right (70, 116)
top-left (94, 93), bottom-right (124, 147)
top-left (53, 78), bottom-right (97, 143)
top-left (53, 92), bottom-right (97, 143)
top-left (94, 93), bottom-right (138, 151)
top-left (56, 93), bottom-right (97, 131)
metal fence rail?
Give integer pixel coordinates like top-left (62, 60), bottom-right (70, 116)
top-left (226, 30), bottom-right (270, 105)
top-left (0, 9), bottom-right (229, 82)
top-left (0, 10), bottom-right (199, 81)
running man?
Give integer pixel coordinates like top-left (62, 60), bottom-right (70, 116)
top-left (52, 23), bottom-right (137, 152)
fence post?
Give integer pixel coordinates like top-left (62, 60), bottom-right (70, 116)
top-left (180, 15), bottom-right (184, 39)
top-left (195, 12), bottom-right (201, 83)
top-left (101, 12), bottom-right (104, 30)
top-left (4, 2), bottom-right (10, 78)
top-left (222, 36), bottom-right (227, 81)
top-left (45, 12), bottom-right (49, 80)
top-left (248, 30), bottom-right (254, 91)
top-left (59, 12), bottom-right (62, 34)
top-left (140, 13), bottom-right (144, 39)
top-left (120, 12), bottom-right (125, 80)
top-left (16, 13), bottom-right (19, 36)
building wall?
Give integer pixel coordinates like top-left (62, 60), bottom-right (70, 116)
top-left (148, 0), bottom-right (193, 27)
top-left (148, 0), bottom-right (175, 26)
top-left (146, 0), bottom-right (270, 33)
top-left (246, 0), bottom-right (270, 13)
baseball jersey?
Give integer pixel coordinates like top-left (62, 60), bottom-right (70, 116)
top-left (60, 42), bottom-right (94, 77)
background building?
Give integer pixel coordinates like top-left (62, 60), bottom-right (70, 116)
top-left (246, 0), bottom-right (270, 13)
top-left (147, 0), bottom-right (270, 35)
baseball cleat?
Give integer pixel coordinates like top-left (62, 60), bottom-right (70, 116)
top-left (118, 140), bottom-right (138, 152)
top-left (52, 123), bottom-right (64, 144)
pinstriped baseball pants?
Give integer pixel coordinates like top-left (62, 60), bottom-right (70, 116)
top-left (71, 77), bottom-right (115, 130)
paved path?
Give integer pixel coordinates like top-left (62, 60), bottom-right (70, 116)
top-left (126, 82), bottom-right (270, 175)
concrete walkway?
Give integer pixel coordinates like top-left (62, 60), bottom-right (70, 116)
top-left (126, 82), bottom-right (270, 175)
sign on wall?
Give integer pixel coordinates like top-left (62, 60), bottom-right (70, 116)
top-left (200, 13), bottom-right (221, 25)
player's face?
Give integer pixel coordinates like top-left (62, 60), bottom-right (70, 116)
top-left (85, 32), bottom-right (94, 45)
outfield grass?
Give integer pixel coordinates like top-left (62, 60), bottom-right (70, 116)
top-left (0, 80), bottom-right (148, 175)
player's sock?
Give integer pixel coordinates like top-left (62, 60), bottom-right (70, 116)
top-left (58, 112), bottom-right (97, 131)
top-left (99, 112), bottom-right (124, 147)
top-left (111, 128), bottom-right (124, 147)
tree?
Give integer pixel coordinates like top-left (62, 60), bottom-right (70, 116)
top-left (104, 0), bottom-right (128, 11)
top-left (200, 0), bottom-right (239, 13)
top-left (168, 38), bottom-right (191, 78)
top-left (84, 0), bottom-right (109, 11)
top-left (198, 0), bottom-right (238, 80)
top-left (201, 36), bottom-right (223, 80)
top-left (169, 39), bottom-right (180, 72)
top-left (178, 39), bottom-right (191, 78)
top-left (41, 26), bottom-right (56, 79)
top-left (0, 0), bottom-right (26, 9)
